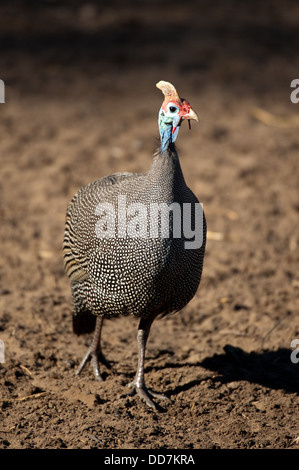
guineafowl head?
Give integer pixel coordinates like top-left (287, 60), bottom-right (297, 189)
top-left (156, 81), bottom-right (199, 152)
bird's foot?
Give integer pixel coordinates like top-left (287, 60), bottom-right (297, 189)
top-left (76, 348), bottom-right (112, 382)
top-left (127, 380), bottom-right (170, 410)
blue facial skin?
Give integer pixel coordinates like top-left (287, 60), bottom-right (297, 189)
top-left (158, 107), bottom-right (181, 153)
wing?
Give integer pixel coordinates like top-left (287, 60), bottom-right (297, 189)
top-left (63, 172), bottom-right (141, 282)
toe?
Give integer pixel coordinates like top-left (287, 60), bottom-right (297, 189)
top-left (147, 389), bottom-right (170, 401)
top-left (127, 381), bottom-right (169, 410)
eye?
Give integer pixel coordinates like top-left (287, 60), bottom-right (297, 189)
top-left (167, 103), bottom-right (179, 114)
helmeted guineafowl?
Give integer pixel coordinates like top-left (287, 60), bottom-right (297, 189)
top-left (63, 81), bottom-right (206, 410)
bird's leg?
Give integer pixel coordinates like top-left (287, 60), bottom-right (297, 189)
top-left (128, 316), bottom-right (170, 410)
top-left (76, 317), bottom-right (111, 382)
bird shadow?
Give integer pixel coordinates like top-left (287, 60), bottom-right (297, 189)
top-left (144, 345), bottom-right (299, 399)
top-left (199, 345), bottom-right (299, 395)
top-left (113, 345), bottom-right (298, 411)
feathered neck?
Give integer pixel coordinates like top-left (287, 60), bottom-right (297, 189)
top-left (143, 107), bottom-right (186, 200)
top-left (145, 144), bottom-right (186, 201)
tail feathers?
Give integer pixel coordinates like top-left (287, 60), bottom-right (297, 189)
top-left (73, 308), bottom-right (96, 335)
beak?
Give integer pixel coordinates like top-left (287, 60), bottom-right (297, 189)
top-left (181, 108), bottom-right (199, 131)
top-left (182, 108), bottom-right (199, 122)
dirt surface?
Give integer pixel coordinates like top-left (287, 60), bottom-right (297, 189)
top-left (0, 0), bottom-right (299, 449)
